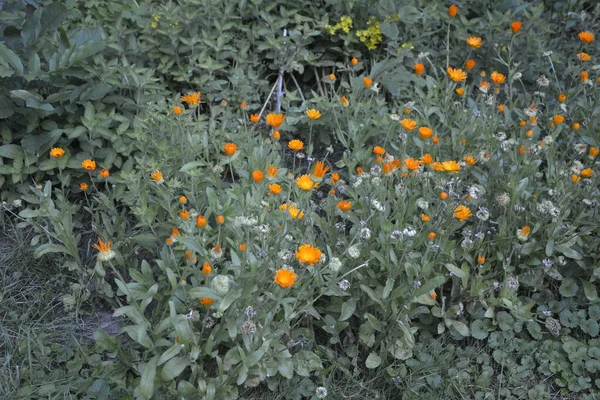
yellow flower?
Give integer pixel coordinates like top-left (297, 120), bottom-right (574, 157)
top-left (151, 170), bottom-right (164, 183)
top-left (418, 126), bottom-right (433, 140)
top-left (466, 36), bottom-right (483, 48)
top-left (249, 113), bottom-right (260, 123)
top-left (82, 159), bottom-right (96, 171)
top-left (92, 237), bottom-right (116, 262)
top-left (100, 169), bottom-right (110, 178)
top-left (571, 174), bottom-right (581, 183)
top-left (463, 154), bottom-right (477, 166)
top-left (296, 244), bottom-right (322, 266)
top-left (181, 92), bottom-right (201, 106)
top-left (455, 87), bottom-right (465, 96)
top-left (589, 147), bottom-right (599, 158)
top-left (266, 113), bottom-right (285, 128)
top-left (404, 158), bottom-right (420, 171)
top-left (296, 174), bottom-right (316, 191)
top-left (288, 139), bottom-right (304, 151)
top-left (581, 168), bottom-right (593, 178)
top-left (491, 71), bottom-right (506, 85)
top-left (453, 205), bottom-right (472, 221)
top-left (266, 165), bottom-right (278, 179)
top-left (447, 67), bottom-right (467, 82)
top-left (401, 118), bottom-right (417, 131)
top-left (269, 183), bottom-right (282, 195)
top-left (50, 148), bottom-right (65, 158)
top-left (306, 109), bottom-right (322, 120)
top-left (440, 160), bottom-right (461, 173)
top-left (286, 204), bottom-right (304, 219)
top-left (311, 161), bottom-right (330, 182)
top-left (274, 269), bottom-right (297, 288)
top-left (420, 154), bottom-right (434, 165)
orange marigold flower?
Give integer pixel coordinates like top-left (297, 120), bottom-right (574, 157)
top-left (50, 147), bottom-right (65, 158)
top-left (329, 73), bottom-right (336, 81)
top-left (466, 36), bottom-right (483, 49)
top-left (518, 225), bottom-right (531, 240)
top-left (181, 92), bottom-right (201, 106)
top-left (296, 244), bottom-right (322, 266)
top-left (171, 228), bottom-right (180, 238)
top-left (404, 158), bottom-right (420, 171)
top-left (420, 153), bottom-right (434, 165)
top-left (439, 192), bottom-right (448, 200)
top-left (382, 162), bottom-right (394, 175)
top-left (252, 170), bottom-right (264, 183)
top-left (419, 126), bottom-right (434, 140)
top-left (511, 21), bottom-right (522, 33)
top-left (272, 129), bottom-right (281, 140)
top-left (553, 114), bottom-right (565, 125)
top-left (498, 104), bottom-right (505, 113)
top-left (216, 215), bottom-right (225, 224)
top-left (589, 147), bottom-right (599, 158)
top-left (448, 5), bottom-right (458, 17)
top-left (447, 67), bottom-right (467, 82)
top-left (414, 63), bottom-right (425, 75)
top-left (578, 31), bottom-right (595, 44)
top-left (173, 105), bottom-right (183, 115)
top-left (337, 201), bottom-right (352, 211)
top-left (82, 159), bottom-right (96, 171)
top-left (80, 182), bottom-right (88, 191)
top-left (463, 154), bottom-right (477, 166)
top-left (571, 174), bottom-right (581, 183)
top-left (572, 122), bottom-right (580, 130)
top-left (401, 118), bottom-right (417, 131)
top-left (200, 297), bottom-right (214, 306)
top-left (440, 160), bottom-right (461, 173)
top-left (92, 237), bottom-right (115, 262)
top-left (477, 255), bottom-right (486, 264)
top-left (179, 210), bottom-right (190, 220)
top-left (179, 195), bottom-right (187, 204)
top-left (526, 129), bottom-right (534, 137)
top-left (286, 203), bottom-right (304, 219)
top-left (491, 71), bottom-right (506, 85)
top-left (518, 145), bottom-right (525, 155)
top-left (519, 120), bottom-right (526, 127)
top-left (351, 57), bottom-right (359, 65)
top-left (581, 168), bottom-right (593, 178)
top-left (432, 136), bottom-right (439, 144)
top-left (100, 169), bottom-right (110, 179)
top-left (330, 172), bottom-right (340, 185)
top-left (363, 77), bottom-right (373, 87)
top-left (341, 96), bottom-right (349, 106)
top-left (306, 109), bottom-right (322, 120)
top-left (223, 143), bottom-right (237, 156)
top-left (288, 139), bottom-right (304, 151)
top-left (428, 231), bottom-right (437, 240)
top-left (151, 170), bottom-right (163, 183)
top-left (266, 165), bottom-right (278, 179)
top-left (578, 52), bottom-right (591, 62)
top-left (430, 291), bottom-right (437, 300)
top-left (166, 237), bottom-right (173, 245)
top-left (250, 113), bottom-right (260, 123)
top-left (465, 59), bottom-right (476, 70)
top-left (373, 146), bottom-right (386, 155)
top-left (453, 205), bottom-right (472, 221)
top-left (274, 269), bottom-right (297, 288)
top-left (455, 87), bottom-right (464, 96)
top-left (296, 174), bottom-right (316, 191)
top-left (311, 161), bottom-right (330, 181)
top-left (269, 183), bottom-right (283, 195)
top-left (196, 215), bottom-right (207, 227)
top-left (202, 262), bottom-right (212, 275)
top-left (356, 167), bottom-right (364, 175)
top-left (421, 214), bottom-right (431, 222)
top-left (239, 243), bottom-right (247, 251)
top-left (266, 113), bottom-right (285, 128)
top-left (581, 70), bottom-right (589, 82)
top-left (241, 101), bottom-right (248, 109)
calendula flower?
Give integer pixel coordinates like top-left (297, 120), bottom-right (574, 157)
top-left (311, 161), bottom-right (330, 182)
top-left (179, 210), bottom-right (190, 220)
top-left (337, 201), bottom-right (352, 211)
top-left (430, 291), bottom-right (437, 300)
top-left (296, 244), bottom-right (322, 266)
top-left (419, 126), bottom-right (433, 140)
top-left (216, 215), bottom-right (225, 224)
top-left (269, 183), bottom-right (283, 195)
top-left (92, 238), bottom-right (116, 262)
top-left (266, 113), bottom-right (285, 128)
top-left (200, 298), bottom-right (214, 306)
top-left (428, 232), bottom-right (437, 240)
top-left (82, 159), bottom-right (96, 171)
top-left (80, 182), bottom-right (88, 191)
top-left (240, 101), bottom-right (248, 109)
top-left (373, 146), bottom-right (386, 155)
top-left (571, 174), bottom-right (581, 183)
top-left (50, 148), bottom-right (65, 158)
top-left (420, 154), bottom-right (434, 165)
top-left (453, 205), bottom-right (472, 221)
top-left (558, 93), bottom-right (566, 103)
top-left (100, 169), bottom-right (110, 179)
top-left (288, 139), bottom-right (304, 151)
top-left (306, 109), bottom-right (322, 120)
top-left (178, 195), bottom-right (187, 204)
top-left (455, 87), bottom-right (465, 96)
top-left (463, 154), bottom-right (477, 166)
top-left (196, 215), bottom-right (207, 227)
top-left (404, 158), bottom-right (420, 171)
top-left (363, 77), bottom-right (373, 87)
top-left (286, 204), bottom-right (304, 219)
top-left (181, 92), bottom-right (201, 106)
top-left (440, 160), bottom-right (461, 173)
top-left (223, 143), bottom-right (237, 156)
top-left (491, 71), bottom-right (506, 85)
top-left (581, 70), bottom-right (589, 82)
top-left (517, 225), bottom-right (531, 241)
top-left (328, 73), bottom-right (336, 81)
top-left (341, 96), bottom-right (349, 106)
top-left (511, 21), bottom-right (522, 33)
top-left (421, 214), bottom-right (431, 222)
top-left (202, 262), bottom-right (212, 274)
top-left (589, 147), bottom-right (599, 158)
top-left (578, 31), bottom-right (595, 44)
top-left (401, 118), bottom-right (417, 131)
top-left (479, 81), bottom-right (490, 93)
top-left (351, 57), bottom-right (359, 65)
top-left (448, 5), bottom-right (458, 17)
top-left (249, 113), bottom-right (260, 123)
top-left (296, 174), bottom-right (316, 191)
top-left (577, 52), bottom-right (591, 61)
top-left (553, 115), bottom-right (565, 125)
top-left (266, 165), bottom-right (278, 179)
top-left (414, 63), bottom-right (425, 75)
top-left (581, 168), bottom-right (593, 178)
top-left (252, 170), bottom-right (264, 183)
top-left (465, 59), bottom-right (476, 70)
top-left (274, 269), bottom-right (297, 288)
top-left (466, 36), bottom-right (483, 49)
top-left (173, 106), bottom-right (183, 115)
top-left (447, 67), bottom-right (467, 82)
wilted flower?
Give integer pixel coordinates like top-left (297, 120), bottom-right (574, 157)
top-left (347, 245), bottom-right (360, 259)
top-left (517, 225), bottom-right (531, 241)
top-left (92, 238), bottom-right (116, 262)
top-left (316, 387), bottom-right (328, 399)
top-left (211, 275), bottom-right (234, 295)
top-left (338, 279), bottom-right (351, 291)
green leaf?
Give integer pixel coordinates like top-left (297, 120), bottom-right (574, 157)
top-left (414, 276), bottom-right (446, 297)
top-left (546, 239), bottom-right (554, 257)
top-left (93, 329), bottom-right (117, 352)
top-left (139, 357), bottom-right (158, 400)
top-left (0, 144), bottom-right (23, 159)
top-left (444, 263), bottom-right (466, 278)
top-left (471, 320), bottom-right (490, 340)
top-left (582, 280), bottom-right (598, 301)
top-left (160, 356), bottom-right (189, 381)
top-left (158, 345), bottom-right (182, 366)
top-left (449, 319), bottom-right (470, 337)
top-left (0, 43), bottom-right (23, 73)
top-left (33, 243), bottom-right (70, 258)
top-left (10, 90), bottom-right (53, 111)
top-left (556, 245), bottom-right (582, 260)
top-left (365, 352), bottom-right (382, 369)
top-left (559, 278), bottom-right (579, 297)
top-left (180, 161), bottom-right (206, 172)
top-left (217, 288), bottom-right (242, 313)
top-left (0, 96), bottom-right (14, 118)
top-left (526, 321), bottom-right (542, 339)
top-left (245, 340), bottom-right (270, 367)
top-left (339, 298), bottom-right (357, 321)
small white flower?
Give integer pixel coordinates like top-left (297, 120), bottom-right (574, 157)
top-left (371, 199), bottom-right (385, 212)
top-left (338, 279), bottom-right (351, 291)
top-left (543, 51), bottom-right (553, 57)
top-left (494, 131), bottom-right (507, 141)
top-left (537, 75), bottom-right (550, 87)
top-left (389, 113), bottom-right (401, 122)
top-left (403, 226), bottom-right (417, 237)
top-left (316, 387), bottom-right (328, 399)
top-left (511, 72), bottom-right (522, 82)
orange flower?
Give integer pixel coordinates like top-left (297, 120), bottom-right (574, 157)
top-left (439, 192), bottom-right (448, 200)
top-left (82, 159), bottom-right (96, 171)
top-left (296, 244), bottom-right (322, 266)
top-left (519, 120), bottom-right (526, 127)
top-left (404, 158), bottom-right (420, 171)
top-left (171, 228), bottom-right (180, 238)
top-left (453, 205), bottom-right (472, 221)
top-left (351, 57), bottom-right (359, 65)
top-left (202, 262), bottom-right (212, 274)
top-left (571, 174), bottom-right (581, 183)
top-left (363, 77), bottom-right (373, 87)
top-left (578, 52), bottom-right (591, 62)
top-left (223, 143), bottom-right (237, 156)
top-left (266, 165), bottom-right (278, 179)
top-left (92, 238), bottom-right (115, 261)
top-left (419, 126), bottom-right (433, 140)
top-left (477, 255), bottom-right (486, 264)
top-left (455, 87), bottom-right (465, 96)
top-left (498, 104), bottom-right (505, 113)
top-left (401, 118), bottom-right (417, 131)
top-left (448, 5), bottom-right (458, 17)
top-left (184, 251), bottom-right (195, 263)
top-left (269, 183), bottom-right (282, 195)
top-left (50, 147), bottom-right (65, 158)
top-left (589, 147), bottom-right (599, 158)
top-left (341, 96), bottom-right (349, 106)
top-left (580, 168), bottom-right (593, 178)
top-left (558, 93), bottom-right (566, 103)
top-left (288, 139), bottom-right (304, 151)
top-left (479, 81), bottom-right (490, 93)
top-left (463, 154), bottom-right (477, 166)
top-left (240, 101), bottom-right (248, 109)
top-left (428, 231), bottom-right (437, 240)
top-left (311, 161), bottom-right (330, 181)
top-left (511, 21), bottom-right (522, 33)
top-left (179, 210), bottom-right (190, 220)
top-left (420, 153), bottom-right (434, 165)
top-left (239, 243), bottom-right (247, 251)
top-left (181, 92), bottom-right (201, 106)
top-left (266, 113), bottom-right (285, 128)
top-left (250, 113), bottom-right (260, 123)
top-left (329, 73), bottom-right (336, 81)
top-left (337, 201), bottom-right (352, 211)
top-left (216, 215), bottom-right (225, 224)
top-left (432, 136), bottom-right (439, 144)
top-left (466, 36), bottom-right (483, 49)
top-left (430, 291), bottom-right (437, 300)
top-left (447, 67), bottom-right (467, 82)
top-left (272, 129), bottom-right (281, 140)
top-left (421, 214), bottom-right (431, 222)
top-left (179, 195), bottom-right (187, 204)
top-left (414, 63), bottom-right (425, 75)
top-left (285, 203), bottom-right (304, 219)
top-left (173, 106), bottom-right (183, 115)
top-left (221, 99), bottom-right (228, 106)
top-left (572, 122), bottom-right (580, 130)
top-left (330, 172), bottom-right (340, 185)
top-left (196, 215), bottom-right (207, 227)
top-left (491, 71), bottom-right (506, 85)
top-left (440, 160), bottom-right (461, 173)
top-left (306, 109), bottom-right (322, 120)
top-left (80, 182), bottom-right (88, 191)
top-left (373, 146), bottom-right (386, 155)
top-left (581, 71), bottom-right (589, 82)
top-left (200, 298), bottom-right (214, 306)
top-left (356, 167), bottom-right (364, 175)
top-left (578, 31), bottom-right (595, 44)
top-left (100, 169), bottom-right (110, 179)
top-left (151, 170), bottom-right (163, 183)
top-left (526, 129), bottom-right (534, 137)
top-left (252, 170), bottom-right (264, 183)
top-left (296, 174), bottom-right (316, 191)
top-left (465, 59), bottom-right (476, 70)
top-left (553, 115), bottom-right (565, 125)
top-left (274, 269), bottom-right (297, 288)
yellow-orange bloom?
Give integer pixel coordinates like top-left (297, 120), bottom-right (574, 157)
top-left (466, 36), bottom-right (483, 49)
top-left (448, 5), bottom-right (458, 17)
top-left (414, 63), bottom-right (425, 75)
top-left (196, 215), bottom-right (207, 227)
top-left (306, 109), bottom-right (322, 120)
top-left (250, 113), bottom-right (260, 123)
top-left (173, 106), bottom-right (183, 115)
top-left (511, 21), bottom-right (522, 33)
top-left (558, 93), bottom-right (566, 103)
top-left (453, 205), bottom-right (471, 221)
top-left (351, 57), bottom-right (359, 65)
top-left (288, 139), bottom-right (304, 151)
top-left (285, 203), bottom-right (304, 219)
top-left (337, 201), bottom-right (352, 211)
top-left (455, 87), bottom-right (464, 96)
top-left (404, 158), bottom-right (420, 171)
top-left (401, 118), bottom-right (417, 131)
top-left (269, 183), bottom-right (283, 195)
top-left (223, 143), bottom-right (237, 156)
top-left (100, 169), bottom-right (110, 179)
top-left (80, 182), bottom-right (88, 191)
top-left (252, 170), bottom-right (264, 183)
top-left (311, 161), bottom-right (330, 181)
top-left (578, 52), bottom-right (591, 62)
top-left (420, 153), bottom-right (434, 165)
top-left (373, 146), bottom-right (386, 155)
top-left (266, 165), bottom-right (278, 179)
top-left (589, 147), bottom-right (599, 158)
top-left (240, 101), bottom-right (248, 109)
top-left (363, 77), bottom-right (373, 87)
top-left (581, 168), bottom-right (593, 178)
top-left (296, 174), bottom-right (316, 191)
top-left (421, 214), bottom-right (431, 222)
top-left (50, 147), bottom-right (65, 158)
top-left (341, 96), bottom-right (349, 106)
top-left (428, 232), bottom-right (437, 240)
top-left (439, 192), bottom-right (448, 200)
top-left (440, 160), bottom-right (461, 173)
top-left (463, 154), bottom-right (477, 166)
top-left (274, 269), bottom-right (297, 288)
top-left (579, 31), bottom-right (595, 44)
top-left (553, 115), bottom-right (565, 125)
top-left (572, 122), bottom-right (580, 130)
top-left (419, 126), bottom-right (433, 140)
top-left (581, 71), bottom-right (589, 82)
top-left (571, 174), bottom-right (581, 183)
top-left (491, 71), bottom-right (506, 85)
top-left (181, 92), bottom-right (201, 106)
top-left (202, 262), bottom-right (212, 274)
top-left (447, 67), bottom-right (467, 82)
top-left (179, 210), bottom-right (190, 220)
top-left (465, 59), bottom-right (476, 70)
top-left (296, 244), bottom-right (322, 266)
top-left (92, 237), bottom-right (115, 262)
top-left (82, 159), bottom-right (96, 171)
top-left (200, 297), bottom-right (214, 306)
top-left (266, 113), bottom-right (285, 128)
